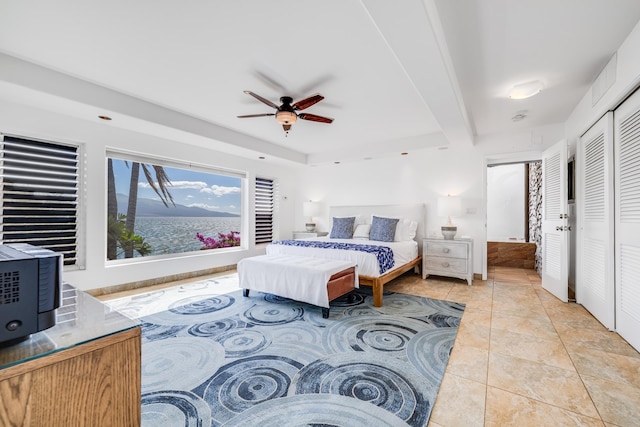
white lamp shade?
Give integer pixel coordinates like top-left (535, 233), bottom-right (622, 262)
top-left (438, 196), bottom-right (462, 218)
top-left (303, 201), bottom-right (321, 217)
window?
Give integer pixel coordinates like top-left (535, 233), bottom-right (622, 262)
top-left (106, 153), bottom-right (244, 260)
top-left (1, 135), bottom-right (80, 266)
top-left (255, 177), bottom-right (275, 244)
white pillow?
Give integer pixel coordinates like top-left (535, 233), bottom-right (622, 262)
top-left (353, 224), bottom-right (371, 239)
top-left (397, 219), bottom-right (418, 241)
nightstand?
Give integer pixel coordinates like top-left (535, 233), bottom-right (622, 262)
top-left (292, 231), bottom-right (328, 239)
top-left (423, 237), bottom-right (473, 285)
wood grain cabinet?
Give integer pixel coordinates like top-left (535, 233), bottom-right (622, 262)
top-left (423, 238), bottom-right (473, 285)
top-left (0, 285), bottom-right (141, 426)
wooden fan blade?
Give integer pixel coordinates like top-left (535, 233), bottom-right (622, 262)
top-left (298, 113), bottom-right (334, 123)
top-left (243, 91), bottom-right (279, 109)
top-left (237, 113), bottom-right (275, 118)
top-left (292, 94), bottom-right (324, 111)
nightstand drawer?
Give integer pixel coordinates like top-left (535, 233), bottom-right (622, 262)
top-left (425, 242), bottom-right (467, 259)
top-left (425, 257), bottom-right (467, 274)
top-left (422, 237), bottom-right (473, 285)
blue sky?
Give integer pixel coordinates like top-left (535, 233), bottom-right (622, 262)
top-left (111, 159), bottom-right (241, 214)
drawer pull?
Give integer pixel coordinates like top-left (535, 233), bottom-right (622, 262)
top-left (442, 262), bottom-right (450, 268)
top-left (442, 248), bottom-right (450, 253)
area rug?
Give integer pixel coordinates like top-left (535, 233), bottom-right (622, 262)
top-left (135, 285), bottom-right (465, 426)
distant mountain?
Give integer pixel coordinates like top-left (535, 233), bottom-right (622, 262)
top-left (116, 193), bottom-right (239, 218)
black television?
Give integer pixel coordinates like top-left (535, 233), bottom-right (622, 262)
top-left (0, 244), bottom-right (62, 346)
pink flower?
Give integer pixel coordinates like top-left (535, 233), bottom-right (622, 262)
top-left (196, 231), bottom-right (241, 249)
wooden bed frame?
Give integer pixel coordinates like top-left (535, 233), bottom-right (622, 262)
top-left (359, 256), bottom-right (422, 307)
top-left (328, 203), bottom-right (427, 307)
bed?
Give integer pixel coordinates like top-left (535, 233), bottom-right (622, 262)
top-left (266, 204), bottom-right (425, 307)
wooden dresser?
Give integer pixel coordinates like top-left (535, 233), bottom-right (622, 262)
top-left (0, 285), bottom-right (141, 426)
top-left (423, 237), bottom-right (473, 285)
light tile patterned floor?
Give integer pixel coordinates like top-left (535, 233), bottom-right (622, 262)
top-left (100, 266), bottom-right (640, 426)
top-left (386, 266), bottom-right (640, 427)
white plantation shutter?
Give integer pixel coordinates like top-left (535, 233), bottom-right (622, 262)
top-left (541, 140), bottom-right (568, 302)
top-left (614, 88), bottom-right (640, 350)
top-left (576, 112), bottom-right (615, 330)
top-left (1, 135), bottom-right (80, 266)
top-left (583, 133), bottom-right (606, 221)
top-left (255, 177), bottom-right (275, 244)
top-left (544, 151), bottom-right (561, 221)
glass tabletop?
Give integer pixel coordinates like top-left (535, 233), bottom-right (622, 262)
top-left (0, 283), bottom-right (140, 370)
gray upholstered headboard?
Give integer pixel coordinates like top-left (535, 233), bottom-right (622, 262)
top-left (328, 204), bottom-right (427, 252)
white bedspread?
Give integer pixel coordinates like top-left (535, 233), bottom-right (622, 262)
top-left (265, 237), bottom-right (418, 277)
top-left (237, 254), bottom-right (357, 308)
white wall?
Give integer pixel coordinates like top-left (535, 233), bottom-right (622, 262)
top-left (566, 19), bottom-right (640, 143)
top-left (486, 164), bottom-right (525, 241)
top-left (0, 100), bottom-right (301, 292)
top-left (293, 146), bottom-right (487, 275)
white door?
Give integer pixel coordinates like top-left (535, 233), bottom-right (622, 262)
top-left (614, 89), bottom-right (640, 350)
top-left (576, 112), bottom-right (615, 330)
top-left (541, 139), bottom-right (569, 302)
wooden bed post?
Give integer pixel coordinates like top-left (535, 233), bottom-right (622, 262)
top-left (359, 256), bottom-right (422, 307)
top-left (372, 279), bottom-right (384, 307)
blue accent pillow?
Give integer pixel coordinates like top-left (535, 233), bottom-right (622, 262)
top-left (330, 217), bottom-right (356, 239)
top-left (370, 216), bottom-right (399, 242)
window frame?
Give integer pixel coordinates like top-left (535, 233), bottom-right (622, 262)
top-left (0, 133), bottom-right (85, 269)
top-left (105, 149), bottom-right (247, 263)
top-left (255, 176), bottom-right (277, 245)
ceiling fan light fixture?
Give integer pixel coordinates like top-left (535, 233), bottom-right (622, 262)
top-left (508, 81), bottom-right (543, 99)
top-left (275, 110), bottom-right (297, 125)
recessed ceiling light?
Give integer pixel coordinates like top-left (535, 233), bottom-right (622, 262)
top-left (512, 113), bottom-right (527, 122)
top-left (401, 152), bottom-right (408, 156)
top-left (438, 146), bottom-right (448, 150)
top-left (98, 115), bottom-right (112, 121)
top-left (258, 156), bottom-right (265, 159)
top-left (508, 81), bottom-right (543, 99)
top-left (334, 161), bottom-right (341, 164)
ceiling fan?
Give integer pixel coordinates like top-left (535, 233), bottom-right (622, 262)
top-left (237, 90), bottom-right (334, 135)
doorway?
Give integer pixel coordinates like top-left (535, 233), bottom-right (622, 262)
top-left (486, 161), bottom-right (542, 275)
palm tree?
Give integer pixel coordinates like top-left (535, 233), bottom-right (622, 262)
top-left (106, 158), bottom-right (118, 260)
top-left (124, 162), bottom-right (175, 258)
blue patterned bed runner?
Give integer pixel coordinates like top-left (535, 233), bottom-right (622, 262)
top-left (271, 240), bottom-right (395, 274)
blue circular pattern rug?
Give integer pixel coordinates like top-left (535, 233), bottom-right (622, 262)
top-left (138, 287), bottom-right (465, 426)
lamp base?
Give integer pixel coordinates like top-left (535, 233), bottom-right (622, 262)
top-left (441, 225), bottom-right (457, 240)
top-left (305, 223), bottom-right (316, 232)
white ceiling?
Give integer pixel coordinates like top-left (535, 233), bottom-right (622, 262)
top-left (1, 0), bottom-right (640, 165)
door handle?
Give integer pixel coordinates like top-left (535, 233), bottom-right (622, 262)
top-left (556, 226), bottom-right (562, 231)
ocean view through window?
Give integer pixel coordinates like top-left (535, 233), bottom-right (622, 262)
top-left (106, 154), bottom-right (244, 260)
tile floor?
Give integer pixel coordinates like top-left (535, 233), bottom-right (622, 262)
top-left (386, 266), bottom-right (640, 427)
top-left (100, 266), bottom-right (640, 427)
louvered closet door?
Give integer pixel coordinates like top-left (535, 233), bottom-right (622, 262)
top-left (541, 139), bottom-right (568, 302)
top-left (614, 89), bottom-right (640, 350)
top-left (576, 112), bottom-right (615, 330)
